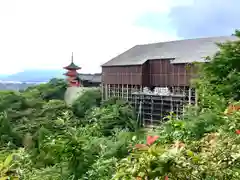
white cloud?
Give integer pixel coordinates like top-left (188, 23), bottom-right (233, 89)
top-left (0, 0), bottom-right (180, 74)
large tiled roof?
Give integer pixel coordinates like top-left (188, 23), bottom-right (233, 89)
top-left (78, 73), bottom-right (101, 83)
top-left (102, 36), bottom-right (238, 66)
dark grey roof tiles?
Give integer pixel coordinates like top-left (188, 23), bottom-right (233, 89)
top-left (91, 75), bottom-right (101, 83)
top-left (79, 73), bottom-right (101, 83)
top-left (102, 36), bottom-right (238, 66)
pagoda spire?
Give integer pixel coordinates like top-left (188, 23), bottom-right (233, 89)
top-left (63, 52), bottom-right (81, 70)
top-left (71, 52), bottom-right (74, 63)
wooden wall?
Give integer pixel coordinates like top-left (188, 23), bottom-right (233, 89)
top-left (148, 59), bottom-right (171, 86)
top-left (102, 65), bottom-right (143, 85)
top-left (102, 59), bottom-right (196, 87)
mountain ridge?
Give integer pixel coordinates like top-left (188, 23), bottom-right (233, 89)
top-left (0, 69), bottom-right (102, 83)
top-left (0, 69), bottom-right (65, 82)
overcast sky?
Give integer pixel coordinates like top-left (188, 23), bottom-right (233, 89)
top-left (0, 0), bottom-right (239, 74)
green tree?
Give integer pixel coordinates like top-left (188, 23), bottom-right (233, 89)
top-left (195, 30), bottom-right (240, 110)
top-left (72, 89), bottom-right (101, 118)
top-left (25, 78), bottom-right (67, 101)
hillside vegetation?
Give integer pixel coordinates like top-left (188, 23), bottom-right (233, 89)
top-left (1, 30), bottom-right (240, 180)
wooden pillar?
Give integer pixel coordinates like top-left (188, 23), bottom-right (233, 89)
top-left (118, 84), bottom-right (120, 99)
top-left (113, 84), bottom-right (116, 96)
top-left (105, 84), bottom-right (108, 100)
top-left (122, 84), bottom-right (124, 99)
top-left (126, 84), bottom-right (129, 101)
top-left (188, 87), bottom-right (192, 104)
top-left (195, 89), bottom-right (198, 107)
top-left (101, 83), bottom-right (104, 101)
top-left (108, 84), bottom-right (111, 99)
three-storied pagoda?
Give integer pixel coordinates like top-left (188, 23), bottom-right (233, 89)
top-left (63, 53), bottom-right (81, 87)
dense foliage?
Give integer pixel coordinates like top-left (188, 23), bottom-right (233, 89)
top-left (1, 30), bottom-right (240, 179)
top-left (0, 78), bottom-right (141, 180)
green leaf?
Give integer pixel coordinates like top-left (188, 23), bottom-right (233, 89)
top-left (3, 154), bottom-right (13, 168)
top-left (187, 150), bottom-right (194, 157)
top-left (0, 176), bottom-right (10, 180)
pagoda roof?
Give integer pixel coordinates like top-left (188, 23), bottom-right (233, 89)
top-left (64, 71), bottom-right (80, 77)
top-left (63, 52), bottom-right (81, 70)
top-left (64, 62), bottom-right (81, 70)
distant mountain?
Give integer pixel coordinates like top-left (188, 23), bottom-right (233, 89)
top-left (0, 82), bottom-right (38, 91)
top-left (0, 74), bottom-right (7, 79)
top-left (0, 69), bottom-right (65, 82)
top-left (0, 70), bottom-right (102, 91)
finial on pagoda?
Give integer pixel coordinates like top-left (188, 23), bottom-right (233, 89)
top-left (63, 53), bottom-right (81, 70)
top-left (71, 52), bottom-right (73, 63)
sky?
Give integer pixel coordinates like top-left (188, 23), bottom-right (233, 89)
top-left (0, 0), bottom-right (239, 75)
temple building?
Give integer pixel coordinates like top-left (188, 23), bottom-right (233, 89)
top-left (63, 53), bottom-right (81, 87)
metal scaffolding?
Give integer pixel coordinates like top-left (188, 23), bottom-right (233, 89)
top-left (102, 83), bottom-right (197, 126)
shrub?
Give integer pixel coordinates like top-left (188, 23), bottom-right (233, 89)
top-left (114, 132), bottom-right (240, 179)
top-left (72, 88), bottom-right (101, 118)
top-left (0, 112), bottom-right (22, 148)
top-left (86, 100), bottom-right (138, 136)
